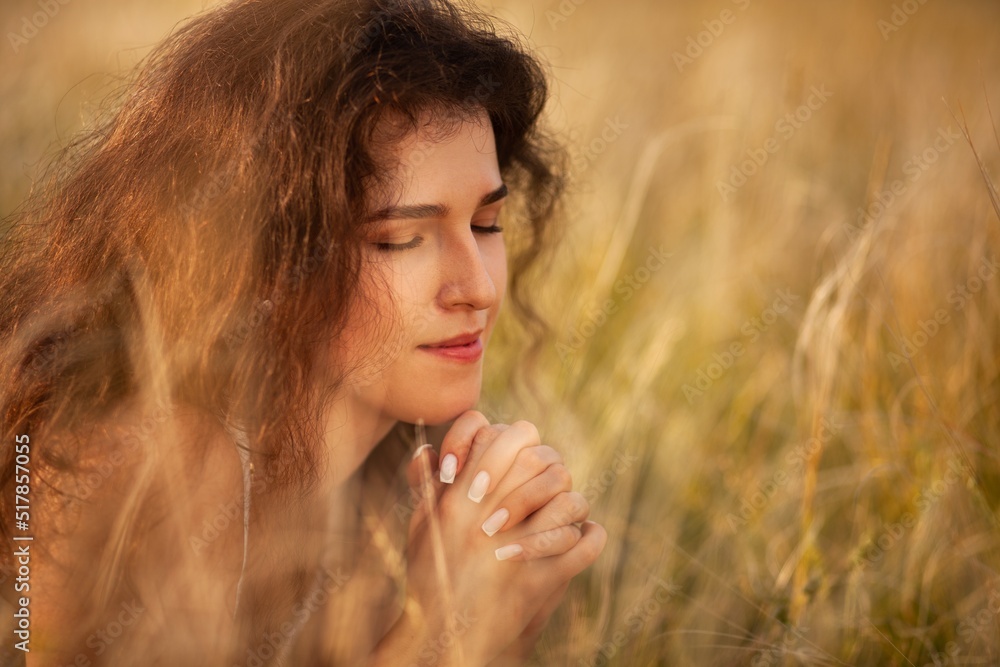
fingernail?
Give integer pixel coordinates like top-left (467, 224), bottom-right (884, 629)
top-left (411, 443), bottom-right (433, 460)
top-left (495, 544), bottom-right (523, 561)
top-left (467, 471), bottom-right (490, 503)
top-left (481, 508), bottom-right (509, 537)
top-left (439, 454), bottom-right (457, 484)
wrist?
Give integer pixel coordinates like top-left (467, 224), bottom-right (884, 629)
top-left (369, 610), bottom-right (419, 667)
top-left (370, 607), bottom-right (479, 667)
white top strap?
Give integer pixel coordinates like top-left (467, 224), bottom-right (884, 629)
top-left (221, 422), bottom-right (252, 619)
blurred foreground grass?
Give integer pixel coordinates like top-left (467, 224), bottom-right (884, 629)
top-left (4, 0), bottom-right (1000, 664)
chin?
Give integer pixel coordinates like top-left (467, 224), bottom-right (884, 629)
top-left (395, 383), bottom-right (482, 426)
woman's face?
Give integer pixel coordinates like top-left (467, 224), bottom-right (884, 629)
top-left (338, 109), bottom-right (508, 429)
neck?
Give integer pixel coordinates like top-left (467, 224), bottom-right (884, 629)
top-left (320, 390), bottom-right (397, 490)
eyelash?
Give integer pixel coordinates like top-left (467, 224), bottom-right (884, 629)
top-left (374, 237), bottom-right (423, 252)
top-left (373, 223), bottom-right (504, 252)
top-left (474, 223), bottom-right (504, 235)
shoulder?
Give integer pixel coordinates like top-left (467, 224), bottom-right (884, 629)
top-left (38, 397), bottom-right (246, 527)
top-left (50, 395), bottom-right (247, 545)
top-left (25, 396), bottom-right (249, 660)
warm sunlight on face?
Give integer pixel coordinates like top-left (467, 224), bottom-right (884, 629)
top-left (337, 109), bottom-right (508, 432)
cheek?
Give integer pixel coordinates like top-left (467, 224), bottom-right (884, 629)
top-left (336, 265), bottom-right (403, 363)
top-left (370, 257), bottom-right (433, 359)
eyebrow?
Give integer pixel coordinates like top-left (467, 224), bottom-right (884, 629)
top-left (366, 183), bottom-right (508, 223)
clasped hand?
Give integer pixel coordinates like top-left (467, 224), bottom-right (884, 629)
top-left (384, 410), bottom-right (607, 666)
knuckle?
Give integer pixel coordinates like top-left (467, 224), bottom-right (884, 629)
top-left (509, 448), bottom-right (542, 479)
top-left (563, 524), bottom-right (583, 548)
top-left (534, 525), bottom-right (568, 552)
top-left (519, 446), bottom-right (546, 470)
top-left (549, 490), bottom-right (575, 515)
top-left (578, 536), bottom-right (603, 563)
top-left (537, 445), bottom-right (563, 464)
top-left (471, 426), bottom-right (499, 452)
top-left (461, 409), bottom-right (488, 425)
top-left (549, 464), bottom-right (573, 490)
top-left (546, 505), bottom-right (573, 528)
top-left (511, 420), bottom-right (540, 444)
top-left (551, 524), bottom-right (574, 542)
top-left (567, 491), bottom-right (589, 516)
top-left (589, 524), bottom-right (608, 553)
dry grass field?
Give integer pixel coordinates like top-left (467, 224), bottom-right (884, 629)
top-left (4, 0), bottom-right (1000, 665)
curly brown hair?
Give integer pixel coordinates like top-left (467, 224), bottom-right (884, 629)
top-left (0, 0), bottom-right (564, 545)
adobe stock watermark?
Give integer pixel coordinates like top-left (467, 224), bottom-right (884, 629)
top-left (178, 160), bottom-right (241, 221)
top-left (86, 600), bottom-right (145, 659)
top-left (877, 0), bottom-right (931, 41)
top-left (919, 580), bottom-right (1000, 667)
top-left (578, 576), bottom-right (680, 667)
top-left (177, 125), bottom-right (272, 221)
top-left (237, 567), bottom-right (351, 667)
top-left (569, 116), bottom-right (630, 176)
top-left (54, 599), bottom-right (145, 665)
top-left (682, 288), bottom-right (800, 404)
top-left (716, 84), bottom-right (833, 202)
top-left (224, 243), bottom-right (336, 350)
top-left (189, 468), bottom-right (277, 554)
top-left (556, 244), bottom-right (673, 364)
top-left (887, 254), bottom-right (999, 370)
top-left (673, 0), bottom-right (752, 73)
top-left (404, 609), bottom-right (476, 667)
top-left (751, 625), bottom-right (807, 667)
top-left (189, 500), bottom-right (243, 555)
top-left (579, 450), bottom-right (638, 505)
top-left (526, 449), bottom-right (638, 554)
top-left (22, 273), bottom-right (125, 383)
top-left (855, 457), bottom-right (970, 568)
top-left (7, 0), bottom-right (72, 53)
top-left (66, 398), bottom-right (176, 513)
top-left (726, 417), bottom-right (840, 532)
top-left (928, 580), bottom-right (1000, 667)
top-left (545, 0), bottom-right (589, 31)
top-left (845, 125), bottom-right (960, 241)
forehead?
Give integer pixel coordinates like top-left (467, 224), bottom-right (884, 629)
top-left (369, 108), bottom-right (501, 212)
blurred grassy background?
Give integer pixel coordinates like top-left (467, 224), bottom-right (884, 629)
top-left (4, 0), bottom-right (1000, 665)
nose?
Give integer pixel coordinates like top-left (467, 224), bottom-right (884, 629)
top-left (437, 231), bottom-right (497, 311)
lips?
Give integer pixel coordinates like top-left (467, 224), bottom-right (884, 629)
top-left (420, 330), bottom-right (483, 348)
top-left (418, 329), bottom-right (485, 363)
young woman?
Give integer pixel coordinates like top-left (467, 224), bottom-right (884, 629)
top-left (0, 0), bottom-right (606, 664)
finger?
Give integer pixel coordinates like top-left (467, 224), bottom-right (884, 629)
top-left (480, 464), bottom-right (573, 537)
top-left (486, 446), bottom-right (564, 506)
top-left (517, 491), bottom-right (590, 536)
top-left (549, 520), bottom-right (607, 576)
top-left (437, 410), bottom-right (490, 484)
top-left (461, 420), bottom-right (541, 504)
top-left (493, 524), bottom-right (581, 561)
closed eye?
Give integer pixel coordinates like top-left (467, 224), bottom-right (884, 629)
top-left (374, 236), bottom-right (423, 252)
top-left (472, 223), bottom-right (503, 234)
